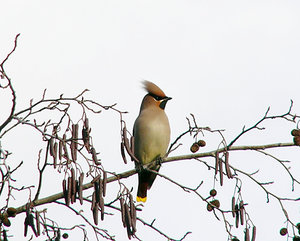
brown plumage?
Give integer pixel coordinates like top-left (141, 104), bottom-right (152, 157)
top-left (143, 81), bottom-right (166, 98)
top-left (134, 81), bottom-right (171, 202)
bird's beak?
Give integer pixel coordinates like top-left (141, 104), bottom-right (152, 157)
top-left (159, 96), bottom-right (172, 109)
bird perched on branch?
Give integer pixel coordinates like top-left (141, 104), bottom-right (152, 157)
top-left (133, 81), bottom-right (172, 202)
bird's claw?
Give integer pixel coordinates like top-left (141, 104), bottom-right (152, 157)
top-left (156, 156), bottom-right (163, 166)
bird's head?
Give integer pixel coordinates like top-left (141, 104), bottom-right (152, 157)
top-left (141, 81), bottom-right (172, 110)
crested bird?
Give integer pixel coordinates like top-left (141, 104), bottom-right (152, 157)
top-left (133, 81), bottom-right (172, 202)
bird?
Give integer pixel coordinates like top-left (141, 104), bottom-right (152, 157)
top-left (133, 81), bottom-right (172, 202)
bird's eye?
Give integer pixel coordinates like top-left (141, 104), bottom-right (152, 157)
top-left (149, 93), bottom-right (162, 101)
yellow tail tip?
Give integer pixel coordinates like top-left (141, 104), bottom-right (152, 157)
top-left (136, 196), bottom-right (147, 203)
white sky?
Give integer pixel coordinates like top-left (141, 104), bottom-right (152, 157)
top-left (1, 0), bottom-right (300, 240)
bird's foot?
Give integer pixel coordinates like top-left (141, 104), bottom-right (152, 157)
top-left (156, 156), bottom-right (163, 166)
top-left (135, 162), bottom-right (144, 173)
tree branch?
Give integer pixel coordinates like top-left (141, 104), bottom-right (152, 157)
top-left (0, 33), bottom-right (20, 133)
top-left (14, 142), bottom-right (295, 214)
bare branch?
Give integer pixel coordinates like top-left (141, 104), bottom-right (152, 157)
top-left (0, 33), bottom-right (20, 133)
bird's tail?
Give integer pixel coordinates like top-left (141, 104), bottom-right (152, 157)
top-left (136, 170), bottom-right (159, 202)
top-left (136, 181), bottom-right (148, 202)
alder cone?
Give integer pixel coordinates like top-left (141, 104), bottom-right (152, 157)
top-left (280, 228), bottom-right (288, 236)
top-left (198, 140), bottom-right (206, 147)
top-left (7, 207), bottom-right (17, 217)
top-left (2, 216), bottom-right (11, 227)
top-left (210, 199), bottom-right (220, 208)
top-left (291, 129), bottom-right (300, 136)
top-left (190, 143), bottom-right (199, 153)
top-left (62, 233), bottom-right (69, 239)
top-left (206, 203), bottom-right (213, 212)
top-left (209, 189), bottom-right (217, 197)
top-left (297, 223), bottom-right (300, 234)
top-left (294, 136), bottom-right (300, 146)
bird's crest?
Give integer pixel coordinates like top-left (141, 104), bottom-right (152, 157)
top-left (143, 81), bottom-right (166, 98)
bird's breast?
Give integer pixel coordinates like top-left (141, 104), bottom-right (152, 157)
top-left (133, 111), bottom-right (170, 164)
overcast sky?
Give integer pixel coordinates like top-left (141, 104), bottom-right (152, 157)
top-left (1, 1), bottom-right (300, 240)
